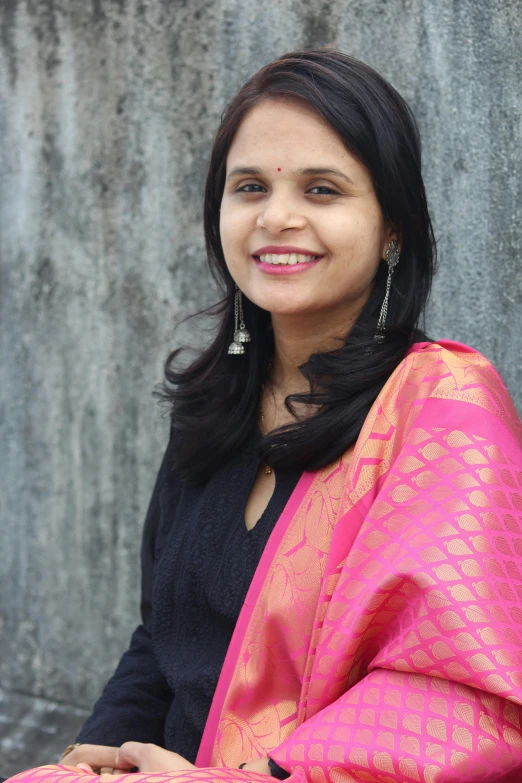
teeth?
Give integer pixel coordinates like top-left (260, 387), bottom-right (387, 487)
top-left (258, 253), bottom-right (319, 265)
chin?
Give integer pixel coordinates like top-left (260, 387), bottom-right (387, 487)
top-left (251, 287), bottom-right (330, 317)
top-left (264, 301), bottom-right (319, 316)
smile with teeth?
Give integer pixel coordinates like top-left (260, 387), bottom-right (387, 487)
top-left (256, 253), bottom-right (321, 265)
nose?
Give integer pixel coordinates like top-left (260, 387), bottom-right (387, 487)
top-left (256, 191), bottom-right (307, 233)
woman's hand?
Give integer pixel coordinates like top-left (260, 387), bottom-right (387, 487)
top-left (61, 743), bottom-right (271, 779)
top-left (60, 744), bottom-right (127, 775)
top-left (75, 743), bottom-right (196, 780)
top-left (116, 742), bottom-right (196, 773)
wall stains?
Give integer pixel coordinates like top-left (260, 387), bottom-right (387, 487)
top-left (31, 257), bottom-right (56, 302)
top-left (302, 1), bottom-right (336, 49)
top-left (1, 0), bottom-right (18, 86)
top-left (0, 1), bottom-right (520, 764)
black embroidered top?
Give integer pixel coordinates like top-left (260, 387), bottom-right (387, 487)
top-left (76, 429), bottom-right (301, 765)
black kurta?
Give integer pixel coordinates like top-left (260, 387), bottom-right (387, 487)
top-left (76, 429), bottom-right (301, 763)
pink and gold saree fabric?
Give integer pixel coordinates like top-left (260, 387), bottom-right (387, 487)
top-left (9, 341), bottom-right (522, 782)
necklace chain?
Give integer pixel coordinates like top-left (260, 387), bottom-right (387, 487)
top-left (259, 395), bottom-right (273, 475)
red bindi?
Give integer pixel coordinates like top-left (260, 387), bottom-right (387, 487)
top-left (277, 167), bottom-right (281, 171)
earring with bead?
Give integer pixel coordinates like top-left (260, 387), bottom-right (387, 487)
top-left (227, 286), bottom-right (251, 355)
top-left (376, 239), bottom-right (400, 338)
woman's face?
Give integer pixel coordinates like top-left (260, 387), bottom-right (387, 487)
top-left (220, 98), bottom-right (394, 322)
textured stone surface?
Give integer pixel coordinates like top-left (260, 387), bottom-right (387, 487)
top-left (0, 688), bottom-right (89, 778)
top-left (0, 0), bottom-right (520, 769)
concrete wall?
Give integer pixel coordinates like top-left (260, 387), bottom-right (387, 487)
top-left (1, 0), bottom-right (520, 717)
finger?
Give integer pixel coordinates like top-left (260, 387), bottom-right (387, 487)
top-left (76, 764), bottom-right (95, 774)
top-left (117, 742), bottom-right (193, 774)
top-left (116, 742), bottom-right (146, 769)
top-left (68, 745), bottom-right (121, 768)
top-left (99, 768), bottom-right (114, 775)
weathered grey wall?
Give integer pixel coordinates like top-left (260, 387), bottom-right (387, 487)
top-left (1, 0), bottom-right (520, 734)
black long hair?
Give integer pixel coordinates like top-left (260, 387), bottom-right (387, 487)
top-left (160, 49), bottom-right (436, 483)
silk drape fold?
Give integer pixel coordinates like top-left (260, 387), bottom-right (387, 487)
top-left (8, 342), bottom-right (522, 783)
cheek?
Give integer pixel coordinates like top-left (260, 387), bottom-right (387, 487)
top-left (328, 212), bottom-right (385, 287)
top-left (219, 208), bottom-right (249, 283)
top-left (219, 204), bottom-right (247, 254)
top-left (218, 208), bottom-right (231, 251)
top-left (347, 211), bottom-right (386, 261)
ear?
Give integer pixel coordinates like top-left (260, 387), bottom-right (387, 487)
top-left (381, 227), bottom-right (402, 260)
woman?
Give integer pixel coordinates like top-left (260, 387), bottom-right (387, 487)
top-left (9, 49), bottom-right (522, 783)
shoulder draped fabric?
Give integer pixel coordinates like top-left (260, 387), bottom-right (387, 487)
top-left (9, 341), bottom-right (522, 783)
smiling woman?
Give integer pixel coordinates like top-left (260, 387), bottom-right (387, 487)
top-left (221, 100), bottom-right (392, 321)
top-left (167, 50), bottom-right (436, 483)
top-left (8, 49), bottom-right (522, 783)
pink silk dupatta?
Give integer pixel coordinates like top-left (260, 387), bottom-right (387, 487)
top-left (9, 341), bottom-right (522, 783)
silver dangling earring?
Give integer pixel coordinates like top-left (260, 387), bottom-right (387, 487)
top-left (376, 240), bottom-right (400, 338)
top-left (227, 287), bottom-right (251, 355)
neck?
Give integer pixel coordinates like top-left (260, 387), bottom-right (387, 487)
top-left (269, 308), bottom-right (359, 394)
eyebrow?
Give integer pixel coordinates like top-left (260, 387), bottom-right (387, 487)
top-left (226, 166), bottom-right (263, 180)
top-left (297, 167), bottom-right (355, 185)
top-left (226, 165), bottom-right (355, 185)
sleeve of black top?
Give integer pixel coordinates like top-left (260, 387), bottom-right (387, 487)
top-left (75, 427), bottom-right (176, 748)
top-left (268, 759), bottom-right (291, 780)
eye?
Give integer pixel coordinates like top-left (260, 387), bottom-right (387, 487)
top-left (235, 183), bottom-right (266, 193)
top-left (308, 185), bottom-right (340, 196)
